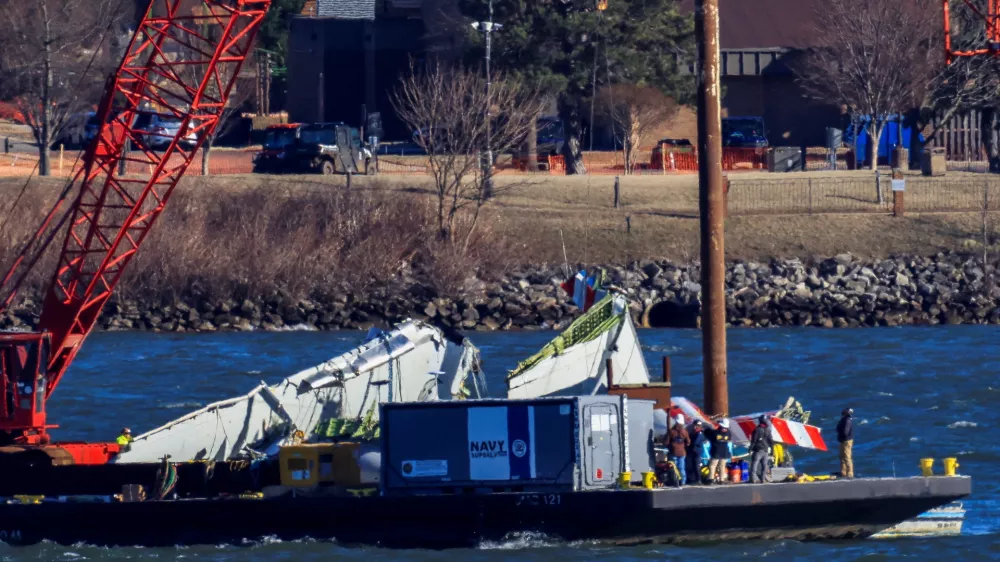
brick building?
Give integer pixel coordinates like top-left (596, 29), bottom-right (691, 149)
top-left (677, 0), bottom-right (841, 147)
top-left (286, 0), bottom-right (461, 140)
top-left (285, 0), bottom-right (847, 146)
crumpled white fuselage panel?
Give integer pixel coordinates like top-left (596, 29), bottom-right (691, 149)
top-left (113, 321), bottom-right (484, 463)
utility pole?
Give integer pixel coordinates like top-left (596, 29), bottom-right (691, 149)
top-left (473, 4), bottom-right (501, 199)
top-left (695, 0), bottom-right (728, 417)
top-left (263, 52), bottom-right (271, 115)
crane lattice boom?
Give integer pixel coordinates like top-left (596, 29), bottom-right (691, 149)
top-left (945, 0), bottom-right (1000, 62)
top-left (0, 0), bottom-right (271, 453)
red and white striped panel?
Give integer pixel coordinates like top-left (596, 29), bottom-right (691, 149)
top-left (669, 397), bottom-right (713, 427)
top-left (771, 416), bottom-right (827, 451)
top-left (732, 414), bottom-right (828, 451)
top-left (670, 397), bottom-right (828, 451)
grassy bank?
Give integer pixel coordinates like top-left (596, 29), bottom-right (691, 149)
top-left (0, 173), bottom-right (992, 301)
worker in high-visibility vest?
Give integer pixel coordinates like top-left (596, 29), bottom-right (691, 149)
top-left (116, 427), bottom-right (134, 451)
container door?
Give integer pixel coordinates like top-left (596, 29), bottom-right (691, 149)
top-left (336, 127), bottom-right (357, 173)
top-left (584, 404), bottom-right (619, 486)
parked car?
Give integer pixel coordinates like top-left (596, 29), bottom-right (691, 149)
top-left (722, 117), bottom-right (768, 148)
top-left (536, 116), bottom-right (565, 156)
top-left (412, 126), bottom-right (460, 153)
top-left (274, 122), bottom-right (374, 175)
top-left (252, 123), bottom-right (302, 173)
top-left (133, 113), bottom-right (198, 151)
top-left (657, 138), bottom-right (693, 150)
top-left (52, 111), bottom-right (100, 149)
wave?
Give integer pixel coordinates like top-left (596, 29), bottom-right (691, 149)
top-left (274, 323), bottom-right (318, 332)
top-left (948, 421), bottom-right (979, 429)
top-left (159, 401), bottom-right (204, 409)
top-left (642, 344), bottom-right (683, 354)
top-left (478, 531), bottom-right (558, 550)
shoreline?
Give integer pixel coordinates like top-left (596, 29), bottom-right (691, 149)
top-left (3, 251), bottom-right (998, 333)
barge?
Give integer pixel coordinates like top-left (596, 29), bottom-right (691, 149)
top-left (0, 477), bottom-right (971, 548)
top-left (0, 394), bottom-right (972, 548)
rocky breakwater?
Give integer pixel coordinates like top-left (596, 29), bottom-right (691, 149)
top-left (0, 274), bottom-right (589, 334)
top-left (0, 251), bottom-right (997, 332)
top-left (641, 251), bottom-right (1000, 328)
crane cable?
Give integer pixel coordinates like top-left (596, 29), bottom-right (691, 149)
top-left (0, 6), bottom-right (124, 309)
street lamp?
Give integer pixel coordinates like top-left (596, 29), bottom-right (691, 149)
top-left (472, 12), bottom-right (502, 199)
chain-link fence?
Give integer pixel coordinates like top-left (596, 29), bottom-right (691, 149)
top-left (728, 176), bottom-right (1000, 216)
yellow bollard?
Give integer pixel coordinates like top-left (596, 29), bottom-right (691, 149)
top-left (943, 458), bottom-right (959, 476)
top-left (642, 471), bottom-right (656, 489)
top-left (617, 471), bottom-right (632, 489)
top-left (920, 458), bottom-right (934, 476)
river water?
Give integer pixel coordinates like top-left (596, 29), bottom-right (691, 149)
top-left (2, 326), bottom-right (998, 560)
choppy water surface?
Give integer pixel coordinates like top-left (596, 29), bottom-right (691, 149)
top-left (3, 326), bottom-right (999, 560)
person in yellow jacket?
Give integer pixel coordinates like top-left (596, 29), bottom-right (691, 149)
top-left (116, 427), bottom-right (134, 451)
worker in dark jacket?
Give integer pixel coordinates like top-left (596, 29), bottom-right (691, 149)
top-left (686, 420), bottom-right (707, 484)
top-left (706, 419), bottom-right (733, 484)
top-left (749, 416), bottom-right (774, 483)
top-left (836, 408), bottom-right (854, 478)
top-left (666, 415), bottom-right (691, 485)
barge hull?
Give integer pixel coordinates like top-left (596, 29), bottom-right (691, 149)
top-left (0, 476), bottom-right (970, 548)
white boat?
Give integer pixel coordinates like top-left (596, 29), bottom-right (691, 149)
top-left (506, 293), bottom-right (651, 398)
top-left (113, 320), bottom-right (487, 463)
top-left (871, 502), bottom-right (965, 538)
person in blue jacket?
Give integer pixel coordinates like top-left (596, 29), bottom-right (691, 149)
top-left (686, 420), bottom-right (707, 484)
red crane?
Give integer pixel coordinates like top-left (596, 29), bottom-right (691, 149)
top-left (944, 0), bottom-right (1000, 62)
top-left (0, 0), bottom-right (272, 464)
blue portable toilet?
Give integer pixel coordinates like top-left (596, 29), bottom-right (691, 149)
top-left (845, 115), bottom-right (924, 167)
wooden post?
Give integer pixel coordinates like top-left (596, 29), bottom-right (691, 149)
top-left (662, 356), bottom-right (672, 384)
top-left (3, 137), bottom-right (9, 154)
top-left (695, 0), bottom-right (729, 417)
top-left (625, 215), bottom-right (631, 233)
top-left (606, 358), bottom-right (614, 390)
top-left (614, 176), bottom-right (621, 209)
top-left (808, 178), bottom-right (814, 216)
top-left (892, 168), bottom-right (904, 217)
top-left (722, 176), bottom-right (730, 219)
top-left (59, 144), bottom-right (64, 174)
top-left (119, 140), bottom-right (129, 176)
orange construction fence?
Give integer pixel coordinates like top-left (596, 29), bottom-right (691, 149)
top-left (0, 146), bottom-right (824, 179)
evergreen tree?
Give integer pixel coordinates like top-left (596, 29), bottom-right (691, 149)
top-left (256, 0), bottom-right (306, 111)
top-left (460, 0), bottom-right (694, 173)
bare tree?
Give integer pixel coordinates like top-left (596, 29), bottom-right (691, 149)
top-left (923, 1), bottom-right (1000, 165)
top-left (923, 57), bottom-right (999, 143)
top-left (599, 84), bottom-right (678, 174)
top-left (0, 0), bottom-right (130, 175)
top-left (392, 62), bottom-right (545, 248)
top-left (797, 0), bottom-right (937, 172)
